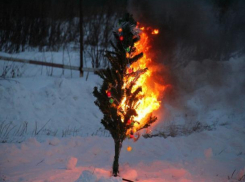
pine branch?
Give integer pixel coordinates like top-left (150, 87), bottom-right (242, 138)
top-left (129, 52), bottom-right (143, 64)
top-left (128, 87), bottom-right (142, 108)
top-left (133, 37), bottom-right (140, 43)
top-left (105, 52), bottom-right (121, 70)
top-left (124, 108), bottom-right (138, 123)
top-left (125, 68), bottom-right (148, 81)
top-left (109, 40), bottom-right (118, 52)
top-left (138, 114), bottom-right (157, 131)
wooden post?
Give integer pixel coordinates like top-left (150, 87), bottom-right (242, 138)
top-left (79, 0), bottom-right (84, 77)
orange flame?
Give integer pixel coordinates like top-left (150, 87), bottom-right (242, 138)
top-left (152, 29), bottom-right (159, 35)
top-left (118, 25), bottom-right (164, 133)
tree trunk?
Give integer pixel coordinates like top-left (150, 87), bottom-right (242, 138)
top-left (112, 139), bottom-right (122, 176)
top-left (79, 0), bottom-right (83, 77)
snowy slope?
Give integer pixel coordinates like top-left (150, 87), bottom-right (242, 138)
top-left (0, 51), bottom-right (245, 182)
top-left (0, 76), bottom-right (104, 141)
top-left (0, 127), bottom-right (244, 181)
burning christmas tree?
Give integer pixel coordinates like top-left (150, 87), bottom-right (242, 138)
top-left (93, 13), bottom-right (160, 177)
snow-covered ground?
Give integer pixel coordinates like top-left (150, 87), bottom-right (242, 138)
top-left (0, 51), bottom-right (245, 182)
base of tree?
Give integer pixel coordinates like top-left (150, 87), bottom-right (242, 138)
top-left (112, 139), bottom-right (122, 176)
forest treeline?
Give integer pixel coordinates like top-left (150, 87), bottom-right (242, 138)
top-left (0, 0), bottom-right (127, 53)
top-left (1, 0), bottom-right (244, 68)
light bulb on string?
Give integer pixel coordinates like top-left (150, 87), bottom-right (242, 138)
top-left (106, 91), bottom-right (111, 97)
top-left (109, 98), bottom-right (114, 104)
top-left (127, 146), bottom-right (132, 152)
top-left (127, 68), bottom-right (133, 74)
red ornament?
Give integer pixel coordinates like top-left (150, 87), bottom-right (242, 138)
top-left (119, 36), bottom-right (124, 41)
top-left (127, 120), bottom-right (131, 125)
top-left (128, 68), bottom-right (133, 74)
top-left (130, 135), bottom-right (134, 138)
top-left (107, 91), bottom-right (111, 97)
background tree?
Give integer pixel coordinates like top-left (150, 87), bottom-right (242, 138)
top-left (93, 13), bottom-right (157, 177)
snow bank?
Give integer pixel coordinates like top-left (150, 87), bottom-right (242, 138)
top-left (75, 170), bottom-right (97, 182)
top-left (0, 131), bottom-right (244, 181)
top-left (66, 157), bottom-right (78, 170)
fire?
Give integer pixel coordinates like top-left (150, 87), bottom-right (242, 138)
top-left (119, 25), bottom-right (163, 132)
top-left (152, 29), bottom-right (159, 35)
top-left (131, 29), bottom-right (161, 129)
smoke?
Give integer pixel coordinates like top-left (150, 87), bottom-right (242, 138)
top-left (128, 0), bottom-right (245, 65)
top-left (128, 0), bottom-right (245, 127)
